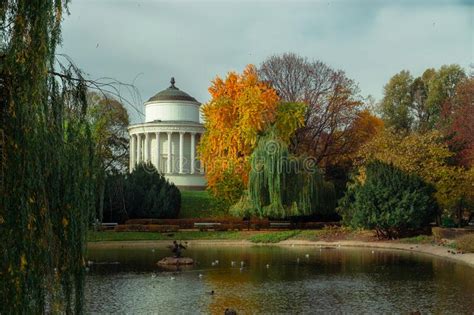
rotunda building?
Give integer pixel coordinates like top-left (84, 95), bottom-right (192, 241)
top-left (128, 78), bottom-right (206, 189)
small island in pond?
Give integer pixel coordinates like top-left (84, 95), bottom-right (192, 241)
top-left (157, 241), bottom-right (194, 266)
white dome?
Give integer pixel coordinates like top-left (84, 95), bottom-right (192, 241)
top-left (144, 78), bottom-right (200, 123)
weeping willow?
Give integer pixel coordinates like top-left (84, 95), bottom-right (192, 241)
top-left (248, 130), bottom-right (336, 218)
top-left (1, 1), bottom-right (95, 313)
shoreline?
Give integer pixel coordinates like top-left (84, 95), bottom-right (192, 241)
top-left (88, 239), bottom-right (474, 268)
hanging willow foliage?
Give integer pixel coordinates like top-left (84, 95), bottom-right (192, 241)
top-left (1, 1), bottom-right (95, 313)
top-left (247, 129), bottom-right (336, 218)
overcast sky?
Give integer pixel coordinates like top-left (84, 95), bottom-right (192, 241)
top-left (60, 0), bottom-right (473, 123)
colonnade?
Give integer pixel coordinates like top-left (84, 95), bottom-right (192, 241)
top-left (129, 131), bottom-right (202, 174)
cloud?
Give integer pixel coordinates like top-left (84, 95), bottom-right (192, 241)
top-left (60, 0), bottom-right (473, 123)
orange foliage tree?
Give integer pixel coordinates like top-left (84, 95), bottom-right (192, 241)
top-left (198, 65), bottom-right (280, 202)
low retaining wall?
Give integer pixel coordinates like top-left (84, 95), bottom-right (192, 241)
top-left (432, 227), bottom-right (474, 240)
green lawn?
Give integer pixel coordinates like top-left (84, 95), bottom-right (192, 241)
top-left (88, 230), bottom-right (245, 242)
top-left (397, 235), bottom-right (434, 244)
top-left (248, 230), bottom-right (301, 243)
top-left (88, 230), bottom-right (304, 243)
top-left (179, 190), bottom-right (229, 218)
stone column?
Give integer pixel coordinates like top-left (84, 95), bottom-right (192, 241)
top-left (129, 134), bottom-right (135, 172)
top-left (179, 132), bottom-right (184, 174)
top-left (155, 132), bottom-right (160, 172)
top-left (167, 132), bottom-right (172, 173)
top-left (136, 133), bottom-right (141, 165)
top-left (199, 133), bottom-right (204, 174)
top-left (190, 132), bottom-right (196, 174)
top-left (144, 132), bottom-right (150, 163)
top-left (128, 135), bottom-right (133, 173)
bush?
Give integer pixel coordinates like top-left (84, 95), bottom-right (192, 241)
top-left (125, 163), bottom-right (181, 219)
top-left (338, 161), bottom-right (438, 239)
top-left (103, 173), bottom-right (129, 223)
top-left (456, 234), bottom-right (474, 253)
top-left (229, 192), bottom-right (256, 217)
top-left (103, 163), bottom-right (181, 221)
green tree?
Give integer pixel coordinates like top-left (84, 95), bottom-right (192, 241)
top-left (380, 65), bottom-right (466, 132)
top-left (239, 129), bottom-right (336, 219)
top-left (425, 64), bottom-right (466, 128)
top-left (380, 70), bottom-right (414, 132)
top-left (338, 161), bottom-right (437, 239)
top-left (87, 92), bottom-right (130, 222)
top-left (410, 68), bottom-right (435, 131)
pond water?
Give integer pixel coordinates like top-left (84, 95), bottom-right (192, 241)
top-left (86, 245), bottom-right (474, 314)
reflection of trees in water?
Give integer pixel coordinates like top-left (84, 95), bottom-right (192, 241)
top-left (86, 246), bottom-right (474, 313)
top-left (430, 259), bottom-right (474, 313)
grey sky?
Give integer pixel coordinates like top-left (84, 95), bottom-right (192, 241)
top-left (60, 0), bottom-right (473, 123)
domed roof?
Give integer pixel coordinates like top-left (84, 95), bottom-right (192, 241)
top-left (147, 77), bottom-right (198, 103)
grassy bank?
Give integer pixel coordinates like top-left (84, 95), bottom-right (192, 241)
top-left (89, 227), bottom-right (375, 244)
top-left (88, 230), bottom-right (305, 243)
top-left (88, 230), bottom-right (244, 242)
top-left (88, 227), bottom-right (472, 250)
top-left (179, 190), bottom-right (228, 218)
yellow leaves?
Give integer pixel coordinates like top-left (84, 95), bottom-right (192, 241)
top-left (274, 102), bottom-right (307, 144)
top-left (358, 129), bottom-right (472, 210)
top-left (62, 217), bottom-right (69, 228)
top-left (20, 254), bottom-right (27, 272)
top-left (0, 215), bottom-right (4, 224)
top-left (199, 65), bottom-right (280, 198)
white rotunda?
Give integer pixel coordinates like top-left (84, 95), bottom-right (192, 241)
top-left (128, 78), bottom-right (206, 189)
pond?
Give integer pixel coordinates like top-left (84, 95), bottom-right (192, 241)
top-left (86, 245), bottom-right (474, 314)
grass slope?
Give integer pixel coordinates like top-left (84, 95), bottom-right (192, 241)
top-left (179, 190), bottom-right (228, 218)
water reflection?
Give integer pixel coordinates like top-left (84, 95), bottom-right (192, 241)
top-left (85, 245), bottom-right (474, 314)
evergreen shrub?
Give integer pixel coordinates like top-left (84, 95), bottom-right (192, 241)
top-left (338, 161), bottom-right (437, 239)
top-left (103, 163), bottom-right (181, 221)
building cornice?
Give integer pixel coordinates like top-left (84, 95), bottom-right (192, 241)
top-left (128, 122), bottom-right (204, 134)
top-left (144, 100), bottom-right (201, 107)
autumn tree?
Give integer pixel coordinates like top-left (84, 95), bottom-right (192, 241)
top-left (440, 77), bottom-right (474, 167)
top-left (259, 53), bottom-right (364, 167)
top-left (198, 65), bottom-right (279, 203)
top-left (358, 129), bottom-right (474, 224)
top-left (425, 64), bottom-right (466, 127)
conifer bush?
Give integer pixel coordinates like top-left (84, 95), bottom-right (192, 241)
top-left (338, 161), bottom-right (438, 239)
top-left (126, 163), bottom-right (181, 219)
top-left (103, 163), bottom-right (181, 221)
